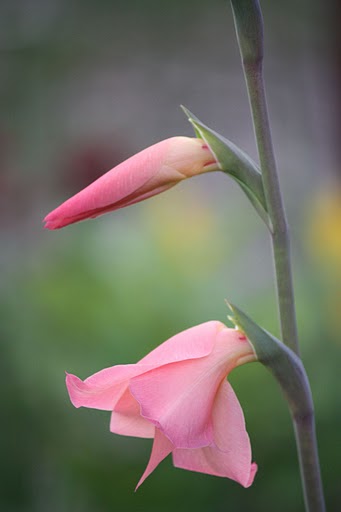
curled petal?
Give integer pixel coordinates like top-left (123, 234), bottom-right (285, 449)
top-left (130, 327), bottom-right (254, 449)
top-left (212, 379), bottom-right (257, 486)
top-left (110, 388), bottom-right (154, 438)
top-left (66, 321), bottom-right (222, 411)
top-left (130, 358), bottom-right (217, 449)
top-left (173, 446), bottom-right (257, 488)
top-left (138, 321), bottom-right (223, 366)
top-left (172, 380), bottom-right (257, 487)
top-left (66, 364), bottom-right (152, 410)
top-left (136, 429), bottom-right (173, 490)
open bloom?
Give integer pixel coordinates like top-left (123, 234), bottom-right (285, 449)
top-left (66, 321), bottom-right (257, 488)
top-left (44, 137), bottom-right (219, 229)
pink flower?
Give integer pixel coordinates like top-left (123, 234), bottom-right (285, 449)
top-left (44, 137), bottom-right (218, 229)
top-left (66, 321), bottom-right (257, 489)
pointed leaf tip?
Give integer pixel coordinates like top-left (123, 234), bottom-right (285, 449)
top-left (180, 105), bottom-right (199, 123)
top-left (181, 105), bottom-right (202, 139)
top-left (181, 106), bottom-right (270, 228)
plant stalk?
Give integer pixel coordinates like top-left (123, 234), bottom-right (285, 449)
top-left (243, 55), bottom-right (326, 512)
top-left (230, 0), bottom-right (299, 355)
top-left (230, 1), bottom-right (326, 511)
top-left (293, 413), bottom-right (326, 512)
top-left (243, 61), bottom-right (299, 355)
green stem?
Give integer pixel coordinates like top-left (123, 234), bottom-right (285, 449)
top-left (230, 1), bottom-right (326, 511)
top-left (293, 414), bottom-right (326, 512)
top-left (243, 61), bottom-right (299, 355)
top-left (229, 0), bottom-right (299, 355)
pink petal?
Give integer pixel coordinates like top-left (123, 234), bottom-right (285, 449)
top-left (135, 428), bottom-right (173, 490)
top-left (138, 321), bottom-right (223, 366)
top-left (172, 380), bottom-right (257, 487)
top-left (130, 361), bottom-right (220, 449)
top-left (66, 364), bottom-right (153, 410)
top-left (110, 388), bottom-right (154, 438)
top-left (130, 326), bottom-right (253, 449)
top-left (212, 380), bottom-right (250, 453)
top-left (44, 137), bottom-right (217, 229)
top-left (66, 322), bottom-right (221, 411)
top-left (44, 139), bottom-right (171, 229)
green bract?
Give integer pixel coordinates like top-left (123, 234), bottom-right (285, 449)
top-left (181, 106), bottom-right (270, 228)
top-left (227, 302), bottom-right (313, 421)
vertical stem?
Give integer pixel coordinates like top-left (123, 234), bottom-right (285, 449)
top-left (229, 0), bottom-right (299, 355)
top-left (244, 58), bottom-right (326, 512)
top-left (242, 58), bottom-right (299, 356)
top-left (230, 2), bottom-right (326, 511)
top-left (293, 413), bottom-right (326, 512)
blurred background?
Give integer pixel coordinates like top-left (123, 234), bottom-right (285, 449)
top-left (1, 0), bottom-right (340, 510)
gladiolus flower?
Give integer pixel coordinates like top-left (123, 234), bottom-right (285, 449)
top-left (44, 137), bottom-right (219, 229)
top-left (66, 321), bottom-right (258, 489)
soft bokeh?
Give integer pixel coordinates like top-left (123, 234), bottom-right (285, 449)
top-left (1, 1), bottom-right (340, 511)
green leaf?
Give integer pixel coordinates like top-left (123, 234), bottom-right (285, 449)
top-left (181, 106), bottom-right (270, 228)
top-left (227, 302), bottom-right (313, 420)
